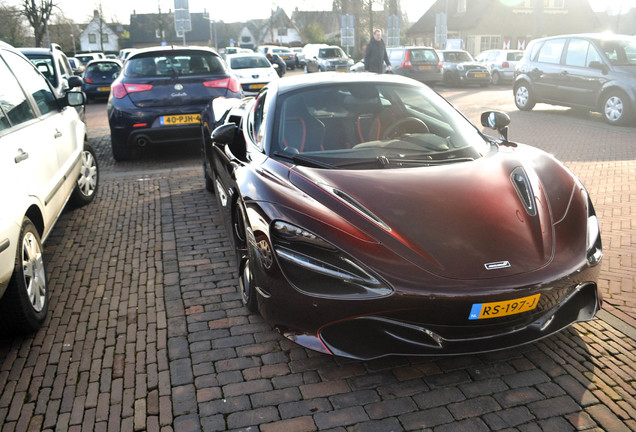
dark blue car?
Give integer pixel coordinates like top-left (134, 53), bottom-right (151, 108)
top-left (107, 46), bottom-right (243, 161)
top-left (82, 59), bottom-right (122, 101)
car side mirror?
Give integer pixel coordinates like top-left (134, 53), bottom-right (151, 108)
top-left (481, 110), bottom-right (515, 147)
top-left (212, 123), bottom-right (237, 145)
top-left (589, 61), bottom-right (608, 74)
top-left (67, 75), bottom-right (83, 89)
top-left (66, 91), bottom-right (85, 107)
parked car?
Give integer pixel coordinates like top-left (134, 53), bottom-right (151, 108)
top-left (222, 46), bottom-right (252, 59)
top-left (514, 33), bottom-right (636, 125)
top-left (257, 46), bottom-right (297, 70)
top-left (438, 50), bottom-right (491, 87)
top-left (118, 48), bottom-right (137, 62)
top-left (290, 47), bottom-right (305, 67)
top-left (19, 43), bottom-right (85, 121)
top-left (474, 49), bottom-right (523, 85)
top-left (0, 41), bottom-right (99, 334)
top-left (201, 72), bottom-right (602, 360)
top-left (107, 45), bottom-right (243, 161)
top-left (387, 46), bottom-right (443, 85)
top-left (225, 53), bottom-right (278, 96)
top-left (67, 57), bottom-right (85, 75)
top-left (82, 58), bottom-right (122, 100)
top-left (75, 52), bottom-right (105, 66)
top-left (303, 44), bottom-right (353, 73)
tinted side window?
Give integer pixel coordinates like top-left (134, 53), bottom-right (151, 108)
top-left (0, 54), bottom-right (36, 130)
top-left (536, 38), bottom-right (565, 64)
top-left (4, 51), bottom-right (57, 116)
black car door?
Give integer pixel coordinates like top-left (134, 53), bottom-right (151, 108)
top-left (532, 38), bottom-right (567, 103)
top-left (560, 38), bottom-right (608, 108)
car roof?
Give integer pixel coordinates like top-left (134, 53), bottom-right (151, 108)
top-left (534, 32), bottom-right (634, 42)
top-left (226, 53), bottom-right (267, 59)
top-left (85, 58), bottom-right (122, 66)
top-left (272, 70), bottom-right (423, 95)
top-left (127, 45), bottom-right (220, 60)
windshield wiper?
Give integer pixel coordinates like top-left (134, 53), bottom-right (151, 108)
top-left (273, 152), bottom-right (334, 169)
top-left (376, 156), bottom-right (474, 168)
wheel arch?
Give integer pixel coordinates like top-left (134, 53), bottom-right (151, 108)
top-left (25, 205), bottom-right (45, 238)
top-left (597, 85), bottom-right (633, 112)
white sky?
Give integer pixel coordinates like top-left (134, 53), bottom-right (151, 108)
top-left (50, 0), bottom-right (435, 24)
top-left (9, 0), bottom-right (631, 25)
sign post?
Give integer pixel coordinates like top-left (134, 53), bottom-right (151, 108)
top-left (174, 0), bottom-right (192, 46)
top-left (340, 14), bottom-right (355, 57)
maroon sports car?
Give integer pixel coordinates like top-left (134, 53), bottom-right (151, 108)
top-left (201, 73), bottom-right (603, 360)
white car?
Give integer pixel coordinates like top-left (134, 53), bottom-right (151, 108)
top-left (474, 49), bottom-right (524, 85)
top-left (225, 53), bottom-right (279, 95)
top-left (0, 41), bottom-right (99, 334)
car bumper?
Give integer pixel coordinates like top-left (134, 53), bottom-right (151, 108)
top-left (459, 71), bottom-right (491, 84)
top-left (83, 84), bottom-right (112, 97)
top-left (108, 103), bottom-right (206, 148)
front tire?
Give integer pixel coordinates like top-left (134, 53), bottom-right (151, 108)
top-left (514, 82), bottom-right (536, 111)
top-left (234, 204), bottom-right (257, 312)
top-left (602, 91), bottom-right (631, 126)
top-left (0, 218), bottom-right (48, 334)
top-left (70, 142), bottom-right (99, 207)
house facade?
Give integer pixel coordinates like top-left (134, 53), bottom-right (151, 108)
top-left (79, 10), bottom-right (120, 53)
top-left (407, 0), bottom-right (601, 55)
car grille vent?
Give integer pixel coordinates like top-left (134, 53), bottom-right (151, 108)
top-left (511, 167), bottom-right (537, 216)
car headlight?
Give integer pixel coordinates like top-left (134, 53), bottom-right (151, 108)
top-left (271, 221), bottom-right (392, 298)
top-left (585, 193), bottom-right (602, 265)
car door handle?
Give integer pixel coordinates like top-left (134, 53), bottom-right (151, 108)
top-left (14, 148), bottom-right (28, 163)
top-left (54, 128), bottom-right (62, 138)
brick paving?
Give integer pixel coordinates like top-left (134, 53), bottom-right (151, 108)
top-left (0, 96), bottom-right (635, 431)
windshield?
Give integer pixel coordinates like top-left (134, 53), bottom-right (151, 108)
top-left (598, 38), bottom-right (636, 66)
top-left (230, 55), bottom-right (271, 69)
top-left (443, 51), bottom-right (474, 62)
top-left (319, 48), bottom-right (345, 58)
top-left (125, 52), bottom-right (225, 77)
top-left (271, 82), bottom-right (490, 170)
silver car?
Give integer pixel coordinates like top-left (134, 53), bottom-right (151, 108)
top-left (475, 49), bottom-right (524, 85)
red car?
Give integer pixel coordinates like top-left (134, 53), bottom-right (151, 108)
top-left (202, 73), bottom-right (603, 360)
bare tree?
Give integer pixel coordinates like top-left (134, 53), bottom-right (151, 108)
top-left (22, 0), bottom-right (56, 47)
top-left (0, 1), bottom-right (29, 46)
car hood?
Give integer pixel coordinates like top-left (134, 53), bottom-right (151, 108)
top-left (289, 152), bottom-right (567, 280)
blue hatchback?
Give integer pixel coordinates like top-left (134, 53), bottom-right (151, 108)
top-left (82, 59), bottom-right (122, 100)
top-left (107, 46), bottom-right (243, 161)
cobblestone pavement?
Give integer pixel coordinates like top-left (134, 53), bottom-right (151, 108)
top-left (0, 96), bottom-right (635, 432)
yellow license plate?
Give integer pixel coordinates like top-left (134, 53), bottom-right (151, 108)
top-left (249, 83), bottom-right (265, 90)
top-left (160, 114), bottom-right (201, 126)
top-left (336, 67), bottom-right (348, 72)
top-left (419, 65), bottom-right (432, 70)
top-left (97, 86), bottom-right (110, 91)
top-left (469, 294), bottom-right (540, 320)
top-left (473, 73), bottom-right (487, 78)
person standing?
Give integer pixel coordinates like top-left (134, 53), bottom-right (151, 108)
top-left (266, 53), bottom-right (286, 78)
top-left (364, 29), bottom-right (392, 74)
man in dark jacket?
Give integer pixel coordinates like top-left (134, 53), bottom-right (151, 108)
top-left (266, 53), bottom-right (286, 77)
top-left (364, 29), bottom-right (392, 74)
